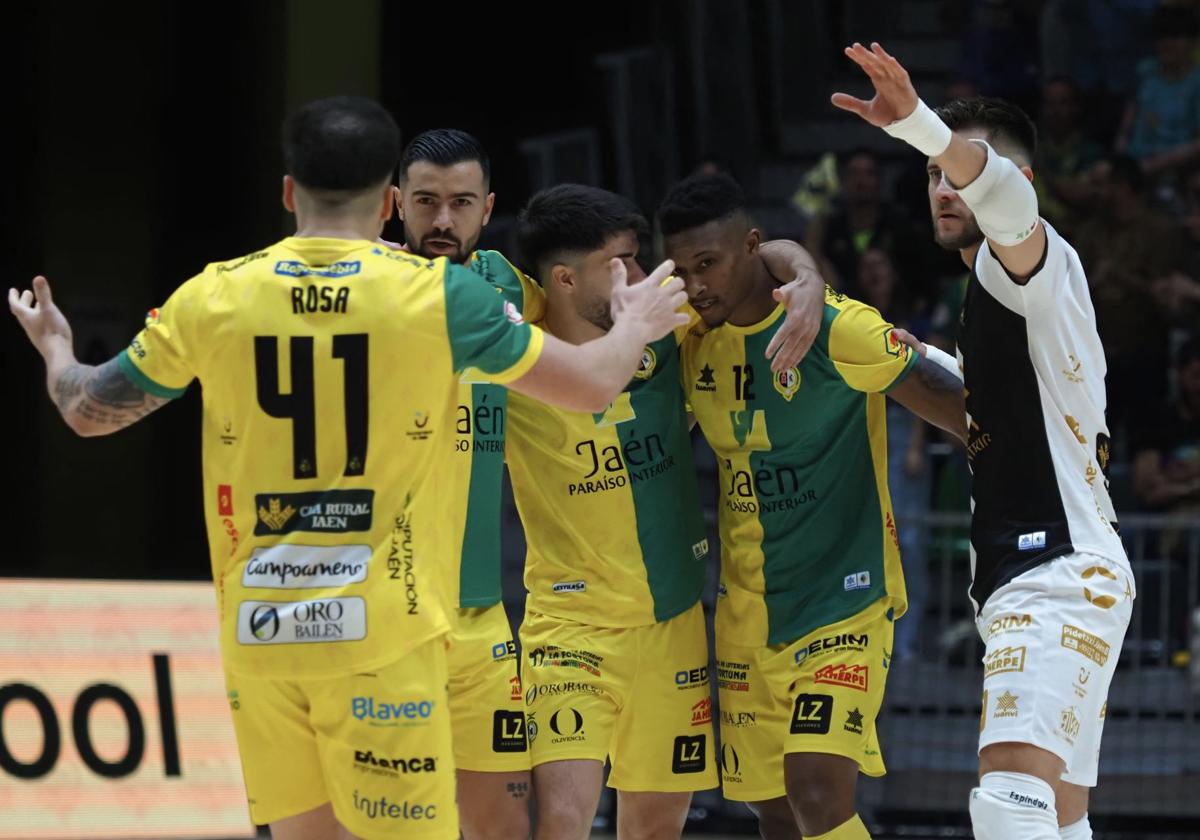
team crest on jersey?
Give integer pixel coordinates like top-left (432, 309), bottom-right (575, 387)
top-left (634, 346), bottom-right (657, 380)
top-left (773, 367), bottom-right (801, 401)
top-left (884, 329), bottom-right (908, 359)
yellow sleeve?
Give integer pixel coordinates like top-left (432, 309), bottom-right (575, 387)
top-left (517, 267), bottom-right (547, 323)
top-left (826, 299), bottom-right (919, 394)
top-left (674, 303), bottom-right (703, 345)
top-left (119, 274), bottom-right (207, 399)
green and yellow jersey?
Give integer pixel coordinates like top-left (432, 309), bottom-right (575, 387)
top-left (682, 288), bottom-right (917, 648)
top-left (506, 316), bottom-right (709, 628)
top-left (121, 237), bottom-right (542, 677)
top-left (450, 249), bottom-right (545, 609)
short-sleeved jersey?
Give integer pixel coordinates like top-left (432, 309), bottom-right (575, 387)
top-left (506, 315), bottom-right (709, 628)
top-left (121, 237), bottom-right (543, 677)
top-left (449, 250), bottom-right (545, 608)
top-left (960, 222), bottom-right (1126, 611)
top-left (683, 290), bottom-right (917, 648)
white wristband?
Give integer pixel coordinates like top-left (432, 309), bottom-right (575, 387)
top-left (924, 344), bottom-right (963, 382)
top-left (883, 99), bottom-right (952, 157)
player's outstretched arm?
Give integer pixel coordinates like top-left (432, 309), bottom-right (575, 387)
top-left (832, 41), bottom-right (1046, 279)
top-left (9, 276), bottom-right (169, 437)
top-left (759, 239), bottom-right (825, 372)
top-left (509, 259), bottom-right (689, 413)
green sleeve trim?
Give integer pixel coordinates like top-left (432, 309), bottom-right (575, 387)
top-left (881, 347), bottom-right (921, 395)
top-left (118, 351), bottom-right (188, 399)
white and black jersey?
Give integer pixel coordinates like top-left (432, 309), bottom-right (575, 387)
top-left (958, 221), bottom-right (1126, 612)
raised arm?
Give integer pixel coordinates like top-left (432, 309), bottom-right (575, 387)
top-left (833, 41), bottom-right (1047, 279)
top-left (10, 277), bottom-right (170, 436)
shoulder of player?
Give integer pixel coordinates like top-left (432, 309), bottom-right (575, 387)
top-left (200, 247), bottom-right (274, 279)
top-left (976, 220), bottom-right (1075, 286)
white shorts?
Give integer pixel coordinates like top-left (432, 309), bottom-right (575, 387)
top-left (976, 550), bottom-right (1134, 787)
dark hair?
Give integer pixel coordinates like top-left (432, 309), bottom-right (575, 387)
top-left (400, 128), bottom-right (491, 184)
top-left (934, 96), bottom-right (1038, 162)
top-left (516, 184), bottom-right (648, 276)
top-left (1105, 153), bottom-right (1145, 195)
top-left (656, 172), bottom-right (747, 237)
top-left (281, 96), bottom-right (400, 193)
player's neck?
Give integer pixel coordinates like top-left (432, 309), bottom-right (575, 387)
top-left (724, 260), bottom-right (780, 328)
top-left (292, 215), bottom-right (381, 242)
top-left (960, 242), bottom-right (982, 270)
top-left (543, 298), bottom-right (607, 345)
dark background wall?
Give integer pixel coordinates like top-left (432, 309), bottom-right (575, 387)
top-left (3, 1), bottom-right (702, 582)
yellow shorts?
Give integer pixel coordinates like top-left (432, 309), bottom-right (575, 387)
top-left (716, 601), bottom-right (893, 802)
top-left (224, 636), bottom-right (457, 839)
top-left (446, 602), bottom-right (530, 772)
top-left (519, 601), bottom-right (718, 793)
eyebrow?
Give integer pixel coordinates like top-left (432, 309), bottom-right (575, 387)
top-left (690, 249), bottom-right (717, 259)
top-left (413, 189), bottom-right (479, 199)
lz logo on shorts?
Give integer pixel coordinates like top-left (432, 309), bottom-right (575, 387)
top-left (984, 646), bottom-right (1026, 678)
top-left (492, 711), bottom-right (526, 753)
top-left (813, 663), bottom-right (869, 692)
top-left (1081, 566), bottom-right (1118, 609)
top-left (672, 734), bottom-right (706, 774)
top-left (790, 693), bottom-right (832, 735)
top-left (1061, 625), bottom-right (1110, 666)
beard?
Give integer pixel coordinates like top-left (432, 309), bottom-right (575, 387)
top-left (403, 223), bottom-right (475, 265)
top-left (579, 296), bottom-right (614, 332)
top-left (934, 215), bottom-right (985, 252)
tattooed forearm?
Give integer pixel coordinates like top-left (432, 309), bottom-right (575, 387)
top-left (49, 356), bottom-right (169, 435)
top-left (85, 357), bottom-right (153, 406)
top-left (912, 355), bottom-right (964, 392)
top-left (53, 364), bottom-right (88, 413)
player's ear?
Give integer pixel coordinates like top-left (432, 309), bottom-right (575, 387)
top-left (282, 175), bottom-right (296, 213)
top-left (1019, 165), bottom-right (1034, 184)
top-left (745, 227), bottom-right (762, 255)
top-left (392, 185), bottom-right (405, 220)
top-left (550, 263), bottom-right (574, 292)
top-left (380, 185), bottom-right (396, 221)
top-left (482, 192), bottom-right (496, 226)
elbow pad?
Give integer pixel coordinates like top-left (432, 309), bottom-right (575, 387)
top-left (951, 140), bottom-right (1039, 247)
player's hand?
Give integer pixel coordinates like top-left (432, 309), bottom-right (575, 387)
top-left (766, 271), bottom-right (824, 372)
top-left (9, 276), bottom-right (74, 360)
top-left (831, 42), bottom-right (919, 128)
top-left (609, 258), bottom-right (689, 343)
top-left (891, 327), bottom-right (926, 357)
